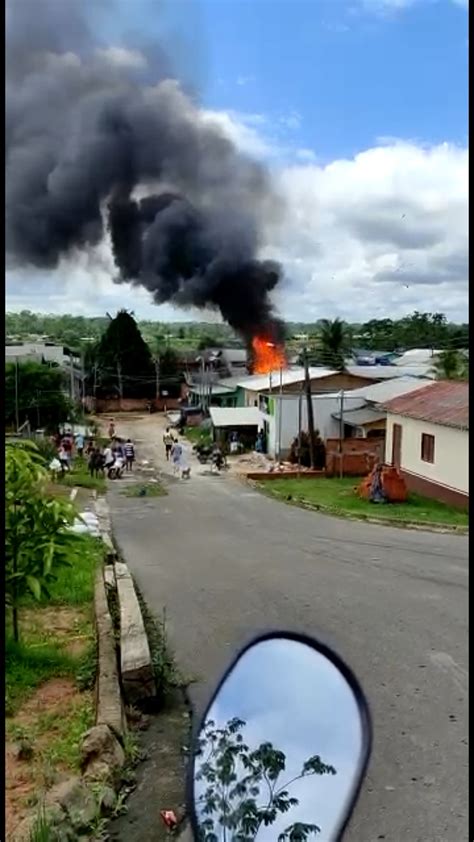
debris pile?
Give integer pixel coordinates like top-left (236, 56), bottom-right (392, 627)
top-left (358, 464), bottom-right (408, 504)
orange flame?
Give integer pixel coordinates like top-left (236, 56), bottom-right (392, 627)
top-left (252, 336), bottom-right (287, 374)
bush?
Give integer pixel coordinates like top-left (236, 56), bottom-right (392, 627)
top-left (289, 431), bottom-right (326, 469)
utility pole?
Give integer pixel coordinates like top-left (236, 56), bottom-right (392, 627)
top-left (69, 353), bottom-right (75, 403)
top-left (302, 347), bottom-right (316, 470)
top-left (155, 357), bottom-right (160, 401)
top-left (277, 365), bottom-right (283, 462)
top-left (80, 351), bottom-right (85, 412)
top-left (338, 389), bottom-right (344, 478)
top-left (15, 357), bottom-right (20, 433)
top-left (297, 390), bottom-right (302, 476)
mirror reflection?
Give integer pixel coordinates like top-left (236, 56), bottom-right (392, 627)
top-left (193, 638), bottom-right (366, 842)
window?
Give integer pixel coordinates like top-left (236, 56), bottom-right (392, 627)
top-left (421, 433), bottom-right (435, 463)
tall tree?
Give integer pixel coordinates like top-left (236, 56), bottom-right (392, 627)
top-left (87, 310), bottom-right (156, 399)
top-left (431, 350), bottom-right (468, 381)
top-left (318, 318), bottom-right (349, 370)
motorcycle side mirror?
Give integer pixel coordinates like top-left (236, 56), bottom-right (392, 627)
top-left (189, 634), bottom-right (372, 841)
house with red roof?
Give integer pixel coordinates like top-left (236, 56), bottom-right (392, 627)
top-left (383, 380), bottom-right (468, 509)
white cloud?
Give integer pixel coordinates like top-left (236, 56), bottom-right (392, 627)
top-left (266, 139), bottom-right (468, 322)
top-left (5, 111), bottom-right (468, 324)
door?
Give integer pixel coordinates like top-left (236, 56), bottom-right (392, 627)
top-left (391, 423), bottom-right (402, 468)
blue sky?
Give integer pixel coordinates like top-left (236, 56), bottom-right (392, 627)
top-left (6, 0), bottom-right (468, 322)
top-left (199, 0), bottom-right (468, 160)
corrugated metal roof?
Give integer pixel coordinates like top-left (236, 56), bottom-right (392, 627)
top-left (383, 381), bottom-right (469, 430)
top-left (347, 365), bottom-right (433, 380)
top-left (236, 367), bottom-right (337, 392)
top-left (343, 376), bottom-right (433, 404)
top-left (332, 406), bottom-right (386, 426)
top-left (209, 407), bottom-right (263, 428)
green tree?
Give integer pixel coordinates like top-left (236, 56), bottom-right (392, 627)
top-left (195, 717), bottom-right (336, 841)
top-left (86, 310), bottom-right (156, 399)
top-left (431, 350), bottom-right (468, 381)
top-left (317, 319), bottom-right (349, 370)
top-left (5, 441), bottom-right (84, 641)
top-left (5, 361), bottom-right (73, 431)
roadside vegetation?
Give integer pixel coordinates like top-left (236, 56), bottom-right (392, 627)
top-left (183, 425), bottom-right (213, 447)
top-left (57, 456), bottom-right (106, 492)
top-left (5, 439), bottom-right (104, 838)
top-left (260, 476), bottom-right (468, 529)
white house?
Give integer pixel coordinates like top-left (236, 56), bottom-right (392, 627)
top-left (260, 377), bottom-right (432, 459)
top-left (383, 380), bottom-right (468, 508)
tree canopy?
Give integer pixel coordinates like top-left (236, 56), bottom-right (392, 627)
top-left (85, 310), bottom-right (156, 399)
top-left (195, 717), bottom-right (336, 841)
top-left (5, 361), bottom-right (72, 430)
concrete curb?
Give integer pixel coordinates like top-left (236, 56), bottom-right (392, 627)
top-left (115, 561), bottom-right (157, 705)
top-left (94, 567), bottom-right (126, 739)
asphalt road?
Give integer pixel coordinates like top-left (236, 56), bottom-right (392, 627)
top-left (107, 416), bottom-right (468, 842)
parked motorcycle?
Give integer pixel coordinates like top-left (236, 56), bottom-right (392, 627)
top-left (187, 633), bottom-right (372, 841)
top-left (194, 444), bottom-right (213, 464)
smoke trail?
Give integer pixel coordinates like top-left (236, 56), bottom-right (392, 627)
top-left (6, 0), bottom-right (285, 343)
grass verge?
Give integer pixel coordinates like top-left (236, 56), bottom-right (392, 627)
top-left (183, 425), bottom-right (212, 447)
top-left (58, 460), bottom-right (106, 492)
top-left (259, 476), bottom-right (469, 528)
top-left (122, 481), bottom-right (167, 498)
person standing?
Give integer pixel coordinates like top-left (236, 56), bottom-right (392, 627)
top-left (108, 418), bottom-right (116, 439)
top-left (124, 438), bottom-right (135, 471)
top-left (103, 443), bottom-right (114, 472)
top-left (170, 439), bottom-right (183, 476)
top-left (75, 432), bottom-right (85, 459)
top-left (58, 444), bottom-right (70, 475)
top-left (163, 428), bottom-right (175, 461)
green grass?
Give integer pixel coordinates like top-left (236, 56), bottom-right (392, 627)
top-left (58, 459), bottom-right (106, 492)
top-left (122, 482), bottom-right (167, 498)
top-left (35, 696), bottom-right (94, 768)
top-left (184, 425), bottom-right (213, 447)
top-left (45, 535), bottom-right (104, 605)
top-left (6, 535), bottom-right (102, 714)
top-left (260, 477), bottom-right (469, 528)
top-left (5, 639), bottom-right (80, 716)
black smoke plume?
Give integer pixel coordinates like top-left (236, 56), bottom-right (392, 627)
top-left (6, 0), bottom-right (285, 345)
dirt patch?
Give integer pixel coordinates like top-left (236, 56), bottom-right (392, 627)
top-left (21, 606), bottom-right (91, 656)
top-left (6, 677), bottom-right (93, 839)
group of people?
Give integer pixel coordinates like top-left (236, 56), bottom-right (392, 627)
top-left (52, 430), bottom-right (86, 475)
top-left (88, 437), bottom-right (136, 478)
top-left (49, 421), bottom-right (136, 481)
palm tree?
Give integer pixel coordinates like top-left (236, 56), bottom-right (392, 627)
top-left (318, 318), bottom-right (349, 370)
top-left (431, 349), bottom-right (468, 381)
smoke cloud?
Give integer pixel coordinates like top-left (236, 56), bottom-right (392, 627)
top-left (6, 0), bottom-right (285, 344)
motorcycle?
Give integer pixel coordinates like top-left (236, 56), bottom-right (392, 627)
top-left (186, 632), bottom-right (372, 841)
top-left (194, 444), bottom-right (213, 464)
top-left (107, 457), bottom-right (125, 479)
